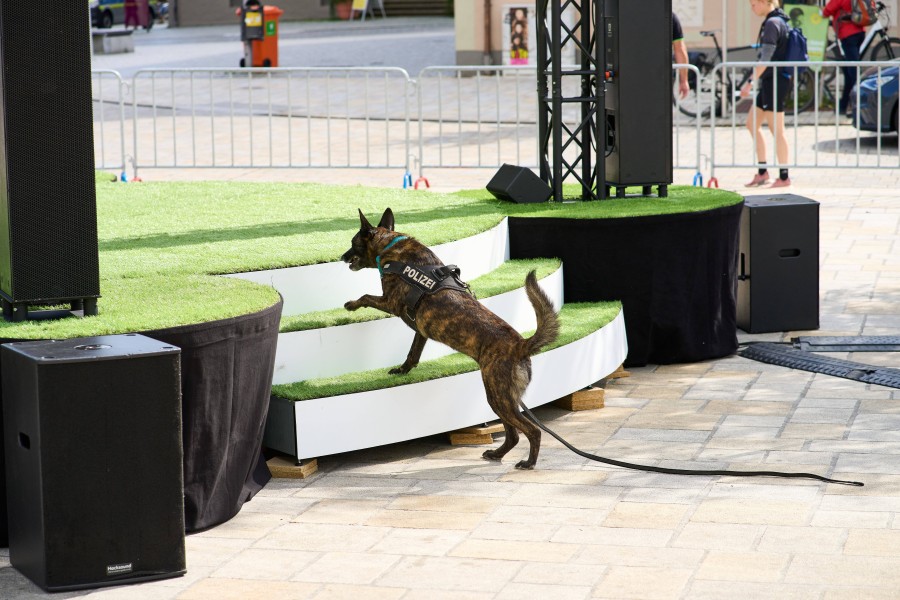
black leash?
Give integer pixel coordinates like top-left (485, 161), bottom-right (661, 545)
top-left (519, 401), bottom-right (864, 487)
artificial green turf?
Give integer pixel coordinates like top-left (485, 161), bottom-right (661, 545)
top-left (0, 180), bottom-right (739, 340)
top-left (271, 300), bottom-right (622, 402)
top-left (452, 184), bottom-right (742, 218)
top-left (279, 257), bottom-right (562, 333)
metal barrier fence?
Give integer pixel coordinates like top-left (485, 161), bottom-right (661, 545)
top-left (92, 70), bottom-right (127, 173)
top-left (91, 62), bottom-right (896, 182)
top-left (708, 60), bottom-right (900, 181)
top-left (415, 64), bottom-right (704, 179)
top-left (127, 67), bottom-right (412, 171)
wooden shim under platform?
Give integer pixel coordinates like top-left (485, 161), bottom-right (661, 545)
top-left (607, 364), bottom-right (631, 380)
top-left (267, 455), bottom-right (318, 479)
top-left (554, 386), bottom-right (605, 411)
top-left (448, 422), bottom-right (504, 445)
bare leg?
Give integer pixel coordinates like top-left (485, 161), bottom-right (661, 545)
top-left (746, 106), bottom-right (768, 165)
top-left (765, 109), bottom-right (789, 167)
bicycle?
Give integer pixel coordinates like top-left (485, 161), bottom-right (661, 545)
top-left (816, 1), bottom-right (900, 107)
top-left (676, 30), bottom-right (815, 119)
top-left (857, 1), bottom-right (899, 60)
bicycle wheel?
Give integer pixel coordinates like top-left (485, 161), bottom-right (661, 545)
top-left (870, 37), bottom-right (900, 61)
top-left (785, 70), bottom-right (816, 114)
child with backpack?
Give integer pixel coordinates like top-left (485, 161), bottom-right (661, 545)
top-left (741, 0), bottom-right (794, 188)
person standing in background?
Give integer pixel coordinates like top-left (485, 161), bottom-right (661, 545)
top-left (124, 0), bottom-right (139, 29)
top-left (741, 0), bottom-right (792, 188)
top-left (822, 0), bottom-right (866, 116)
top-left (673, 12), bottom-right (690, 100)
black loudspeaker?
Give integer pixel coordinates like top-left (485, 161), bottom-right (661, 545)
top-left (1, 335), bottom-right (186, 592)
top-left (486, 164), bottom-right (552, 203)
top-left (603, 0), bottom-right (672, 194)
top-left (0, 1), bottom-right (100, 321)
top-left (737, 194), bottom-right (820, 333)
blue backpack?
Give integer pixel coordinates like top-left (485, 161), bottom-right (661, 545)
top-left (779, 17), bottom-right (809, 77)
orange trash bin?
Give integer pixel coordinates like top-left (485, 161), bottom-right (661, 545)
top-left (237, 4), bottom-right (283, 67)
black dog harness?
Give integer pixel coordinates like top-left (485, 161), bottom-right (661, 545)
top-left (380, 261), bottom-right (473, 321)
top-left (375, 235), bottom-right (473, 321)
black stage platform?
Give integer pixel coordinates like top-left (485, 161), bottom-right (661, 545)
top-left (509, 202), bottom-right (742, 367)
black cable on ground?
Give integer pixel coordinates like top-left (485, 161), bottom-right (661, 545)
top-left (519, 402), bottom-right (864, 487)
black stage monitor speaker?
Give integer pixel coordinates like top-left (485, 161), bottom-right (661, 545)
top-left (1, 335), bottom-right (186, 592)
top-left (487, 164), bottom-right (552, 203)
top-left (737, 194), bottom-right (820, 333)
top-left (603, 0), bottom-right (673, 194)
top-left (0, 1), bottom-right (100, 321)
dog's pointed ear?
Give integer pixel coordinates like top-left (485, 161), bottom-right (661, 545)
top-left (358, 208), bottom-right (374, 232)
top-left (377, 208), bottom-right (395, 231)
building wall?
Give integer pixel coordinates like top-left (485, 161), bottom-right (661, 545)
top-left (455, 0), bottom-right (900, 65)
top-left (171, 0), bottom-right (330, 27)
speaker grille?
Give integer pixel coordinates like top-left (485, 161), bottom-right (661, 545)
top-left (0, 2), bottom-right (100, 303)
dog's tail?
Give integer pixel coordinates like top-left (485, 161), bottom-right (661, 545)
top-left (522, 270), bottom-right (560, 357)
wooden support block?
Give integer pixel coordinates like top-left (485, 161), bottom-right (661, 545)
top-left (607, 364), bottom-right (631, 380)
top-left (267, 455), bottom-right (318, 479)
top-left (449, 432), bottom-right (494, 445)
top-left (554, 387), bottom-right (605, 411)
top-left (448, 422), bottom-right (503, 445)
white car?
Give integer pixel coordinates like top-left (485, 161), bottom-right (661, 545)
top-left (89, 0), bottom-right (164, 30)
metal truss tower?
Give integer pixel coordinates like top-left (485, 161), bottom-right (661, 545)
top-left (536, 0), bottom-right (606, 201)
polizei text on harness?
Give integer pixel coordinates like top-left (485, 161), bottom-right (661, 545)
top-left (402, 265), bottom-right (437, 290)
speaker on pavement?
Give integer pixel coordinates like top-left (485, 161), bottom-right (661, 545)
top-left (486, 164), bottom-right (552, 204)
top-left (0, 0), bottom-right (100, 321)
top-left (737, 194), bottom-right (820, 333)
top-left (1, 335), bottom-right (186, 592)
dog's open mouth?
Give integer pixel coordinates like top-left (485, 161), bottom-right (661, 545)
top-left (344, 254), bottom-right (362, 271)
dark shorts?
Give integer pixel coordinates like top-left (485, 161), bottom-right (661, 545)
top-left (755, 74), bottom-right (791, 112)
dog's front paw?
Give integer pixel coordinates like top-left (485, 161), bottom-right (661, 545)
top-left (344, 300), bottom-right (360, 312)
top-left (514, 460), bottom-right (535, 470)
top-left (482, 449), bottom-right (503, 462)
top-left (389, 361), bottom-right (417, 375)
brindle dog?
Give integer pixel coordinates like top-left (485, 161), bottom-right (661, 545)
top-left (341, 208), bottom-right (560, 469)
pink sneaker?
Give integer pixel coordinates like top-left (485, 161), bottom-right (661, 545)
top-left (770, 177), bottom-right (792, 188)
top-left (745, 172), bottom-right (771, 187)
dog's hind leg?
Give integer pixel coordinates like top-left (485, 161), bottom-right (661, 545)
top-left (511, 410), bottom-right (541, 470)
top-left (496, 404), bottom-right (541, 469)
top-left (480, 360), bottom-right (541, 469)
top-left (482, 422), bottom-right (519, 462)
top-left (390, 332), bottom-right (427, 375)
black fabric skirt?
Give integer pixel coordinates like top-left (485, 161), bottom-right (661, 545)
top-left (509, 203), bottom-right (743, 367)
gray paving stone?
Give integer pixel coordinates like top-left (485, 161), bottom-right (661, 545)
top-left (835, 454), bottom-right (900, 474)
top-left (710, 426), bottom-right (781, 440)
top-left (790, 408), bottom-right (856, 424)
top-left (611, 428), bottom-right (710, 442)
top-left (853, 414), bottom-right (900, 430)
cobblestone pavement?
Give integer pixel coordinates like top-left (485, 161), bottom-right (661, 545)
top-left (3, 17), bottom-right (900, 600)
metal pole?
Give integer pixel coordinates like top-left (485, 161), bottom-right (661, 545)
top-left (580, 0), bottom-right (592, 199)
top-left (551, 0), bottom-right (563, 201)
top-left (537, 0), bottom-right (549, 184)
top-left (597, 0), bottom-right (606, 200)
